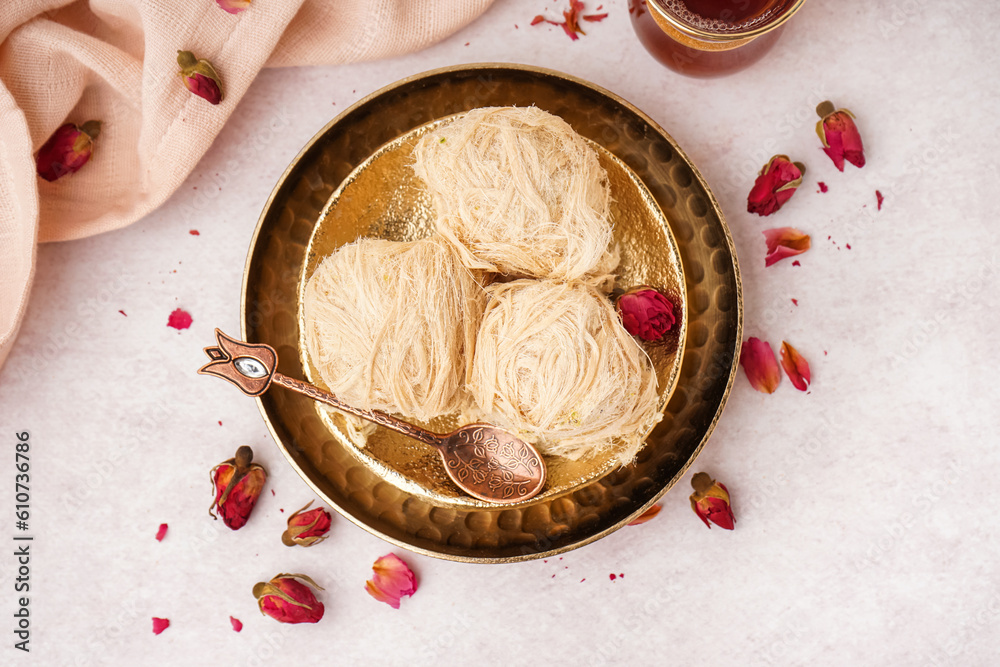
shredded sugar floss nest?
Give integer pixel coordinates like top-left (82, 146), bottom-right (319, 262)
top-left (303, 236), bottom-right (485, 425)
top-left (299, 102), bottom-right (685, 499)
top-left (469, 279), bottom-right (662, 467)
top-left (413, 106), bottom-right (619, 287)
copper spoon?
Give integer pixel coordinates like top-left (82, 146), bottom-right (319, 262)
top-left (198, 329), bottom-right (546, 504)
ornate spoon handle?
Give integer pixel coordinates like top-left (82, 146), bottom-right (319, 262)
top-left (270, 373), bottom-right (443, 448)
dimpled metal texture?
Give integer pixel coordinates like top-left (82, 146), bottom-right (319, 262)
top-left (242, 64), bottom-right (742, 563)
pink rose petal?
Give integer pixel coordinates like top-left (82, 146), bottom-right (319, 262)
top-left (155, 523), bottom-right (168, 542)
top-left (365, 553), bottom-right (417, 609)
top-left (763, 227), bottom-right (811, 267)
top-left (740, 338), bottom-right (781, 394)
top-left (780, 341), bottom-right (811, 391)
top-left (167, 308), bottom-right (192, 330)
top-left (216, 0), bottom-right (251, 13)
top-left (628, 504), bottom-right (662, 526)
top-left (230, 616), bottom-right (243, 632)
top-left (152, 617), bottom-right (170, 635)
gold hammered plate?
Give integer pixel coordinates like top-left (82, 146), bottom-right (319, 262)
top-left (298, 115), bottom-right (687, 509)
top-left (242, 64), bottom-right (743, 563)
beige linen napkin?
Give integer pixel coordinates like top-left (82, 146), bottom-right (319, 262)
top-left (0, 0), bottom-right (493, 371)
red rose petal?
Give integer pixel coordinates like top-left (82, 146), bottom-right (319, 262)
top-left (792, 260), bottom-right (801, 266)
top-left (118, 309), bottom-right (127, 316)
top-left (780, 341), bottom-right (811, 391)
top-left (152, 617), bottom-right (170, 635)
top-left (155, 523), bottom-right (168, 542)
top-left (791, 298), bottom-right (798, 306)
top-left (189, 229), bottom-right (200, 236)
top-left (609, 573), bottom-right (617, 580)
top-left (818, 182), bottom-right (828, 193)
top-left (740, 338), bottom-right (781, 393)
top-left (230, 616), bottom-right (243, 632)
top-left (167, 308), bottom-right (192, 330)
top-left (763, 227), bottom-right (810, 267)
top-left (628, 504), bottom-right (662, 525)
top-left (531, 14), bottom-right (545, 25)
top-left (583, 13), bottom-right (608, 21)
top-left (876, 190), bottom-right (884, 210)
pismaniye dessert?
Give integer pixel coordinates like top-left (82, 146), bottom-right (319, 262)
top-left (304, 106), bottom-right (661, 466)
top-left (303, 236), bottom-right (485, 422)
top-left (413, 106), bottom-right (619, 288)
top-left (468, 279), bottom-right (660, 466)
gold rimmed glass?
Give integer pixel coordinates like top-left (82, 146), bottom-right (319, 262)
top-left (630, 0), bottom-right (809, 77)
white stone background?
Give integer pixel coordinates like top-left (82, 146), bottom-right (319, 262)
top-left (0, 0), bottom-right (997, 664)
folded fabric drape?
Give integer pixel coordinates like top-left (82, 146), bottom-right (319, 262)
top-left (0, 0), bottom-right (494, 370)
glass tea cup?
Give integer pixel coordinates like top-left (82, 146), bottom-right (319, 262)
top-left (629, 0), bottom-right (809, 77)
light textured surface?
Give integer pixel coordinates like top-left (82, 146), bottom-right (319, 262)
top-left (1, 0), bottom-right (998, 664)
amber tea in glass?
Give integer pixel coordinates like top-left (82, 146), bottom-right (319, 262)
top-left (629, 0), bottom-right (808, 77)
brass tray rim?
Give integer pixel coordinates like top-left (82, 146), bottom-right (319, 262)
top-left (240, 62), bottom-right (743, 563)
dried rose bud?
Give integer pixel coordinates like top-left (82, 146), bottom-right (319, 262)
top-left (747, 155), bottom-right (805, 217)
top-left (616, 286), bottom-right (676, 342)
top-left (281, 501), bottom-right (332, 547)
top-left (689, 472), bottom-right (735, 530)
top-left (177, 50), bottom-right (224, 105)
top-left (366, 554), bottom-right (417, 609)
top-left (209, 446), bottom-right (266, 530)
top-left (35, 121), bottom-right (101, 182)
top-left (816, 101), bottom-right (865, 171)
top-left (216, 0), bottom-right (251, 14)
top-left (253, 573), bottom-right (325, 624)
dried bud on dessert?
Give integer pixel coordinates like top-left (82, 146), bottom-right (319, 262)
top-left (739, 337), bottom-right (781, 394)
top-left (216, 0), bottom-right (251, 14)
top-left (762, 227), bottom-right (811, 267)
top-left (366, 554), bottom-right (417, 609)
top-left (689, 472), bottom-right (735, 530)
top-left (35, 121), bottom-right (101, 182)
top-left (177, 50), bottom-right (224, 104)
top-left (816, 101), bottom-right (865, 171)
top-left (209, 446), bottom-right (266, 530)
top-left (747, 155), bottom-right (805, 217)
top-left (616, 286), bottom-right (676, 342)
top-left (281, 501), bottom-right (332, 547)
top-left (253, 573), bottom-right (325, 624)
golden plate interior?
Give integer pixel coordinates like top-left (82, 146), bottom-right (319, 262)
top-left (298, 115), bottom-right (687, 509)
top-left (242, 63), bottom-right (742, 563)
